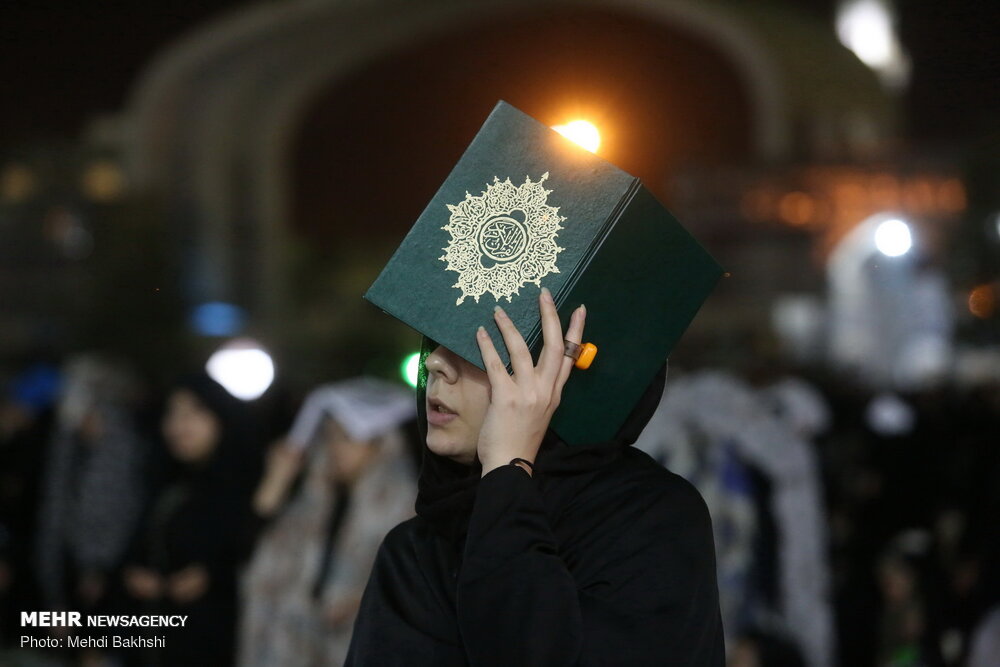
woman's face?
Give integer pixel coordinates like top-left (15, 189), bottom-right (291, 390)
top-left (323, 417), bottom-right (378, 483)
top-left (162, 389), bottom-right (220, 463)
top-left (424, 345), bottom-right (491, 465)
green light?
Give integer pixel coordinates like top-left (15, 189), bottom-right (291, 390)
top-left (401, 352), bottom-right (421, 388)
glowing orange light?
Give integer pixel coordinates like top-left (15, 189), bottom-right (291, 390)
top-left (81, 160), bottom-right (125, 202)
top-left (778, 192), bottom-right (816, 226)
top-left (903, 178), bottom-right (935, 214)
top-left (869, 174), bottom-right (901, 209)
top-left (969, 284), bottom-right (996, 319)
top-left (833, 182), bottom-right (869, 219)
top-left (552, 120), bottom-right (601, 153)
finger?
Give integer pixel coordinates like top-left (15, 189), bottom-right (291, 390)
top-left (556, 304), bottom-right (586, 391)
top-left (537, 287), bottom-right (566, 381)
top-left (493, 305), bottom-right (535, 381)
top-left (476, 326), bottom-right (514, 390)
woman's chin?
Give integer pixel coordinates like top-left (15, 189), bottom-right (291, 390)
top-left (426, 433), bottom-right (476, 465)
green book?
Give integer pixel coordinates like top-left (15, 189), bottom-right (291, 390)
top-left (365, 101), bottom-right (722, 446)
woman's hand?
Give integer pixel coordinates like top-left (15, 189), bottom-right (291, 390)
top-left (253, 438), bottom-right (304, 517)
top-left (475, 287), bottom-right (586, 476)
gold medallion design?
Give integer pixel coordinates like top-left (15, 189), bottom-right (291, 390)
top-left (440, 173), bottom-right (565, 305)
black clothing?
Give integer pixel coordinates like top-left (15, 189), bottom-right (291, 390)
top-left (123, 471), bottom-right (244, 666)
top-left (119, 374), bottom-right (261, 667)
top-left (347, 342), bottom-right (725, 665)
top-left (0, 407), bottom-right (51, 645)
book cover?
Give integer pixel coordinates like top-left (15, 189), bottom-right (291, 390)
top-left (365, 101), bottom-right (722, 445)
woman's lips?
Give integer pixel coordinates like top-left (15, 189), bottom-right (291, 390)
top-left (426, 397), bottom-right (458, 427)
top-left (427, 409), bottom-right (457, 427)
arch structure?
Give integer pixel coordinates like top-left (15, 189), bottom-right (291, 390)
top-left (118, 0), bottom-right (892, 337)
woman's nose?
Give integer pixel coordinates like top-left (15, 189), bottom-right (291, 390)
top-left (424, 347), bottom-right (459, 383)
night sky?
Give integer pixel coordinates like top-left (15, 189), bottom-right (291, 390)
top-left (1, 1), bottom-right (997, 151)
top-left (1, 1), bottom-right (246, 147)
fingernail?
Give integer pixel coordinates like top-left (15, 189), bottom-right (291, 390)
top-left (541, 287), bottom-right (553, 303)
top-left (579, 304), bottom-right (586, 316)
top-left (477, 326), bottom-right (486, 336)
top-left (494, 305), bottom-right (505, 317)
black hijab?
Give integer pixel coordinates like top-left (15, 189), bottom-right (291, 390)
top-left (346, 338), bottom-right (725, 666)
top-left (165, 373), bottom-right (261, 488)
top-left (139, 373), bottom-right (263, 568)
top-left (413, 336), bottom-right (667, 546)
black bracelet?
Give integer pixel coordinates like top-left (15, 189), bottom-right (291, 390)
top-left (509, 457), bottom-right (534, 472)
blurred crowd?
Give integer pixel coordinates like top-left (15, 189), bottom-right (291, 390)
top-left (0, 355), bottom-right (419, 667)
top-left (0, 352), bottom-right (997, 667)
top-left (635, 369), bottom-right (1000, 667)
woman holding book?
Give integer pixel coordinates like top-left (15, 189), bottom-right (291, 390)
top-left (346, 289), bottom-right (725, 665)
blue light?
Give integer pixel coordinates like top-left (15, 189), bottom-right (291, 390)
top-left (8, 363), bottom-right (62, 413)
top-left (191, 302), bottom-right (246, 337)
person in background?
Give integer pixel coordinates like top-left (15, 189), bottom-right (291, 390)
top-left (240, 377), bottom-right (417, 667)
top-left (0, 361), bottom-right (60, 646)
top-left (966, 605), bottom-right (1000, 667)
top-left (35, 355), bottom-right (145, 660)
top-left (876, 547), bottom-right (929, 667)
top-left (120, 372), bottom-right (262, 666)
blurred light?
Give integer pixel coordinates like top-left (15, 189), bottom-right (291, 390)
top-left (191, 302), bottom-right (246, 337)
top-left (81, 160), bottom-right (125, 202)
top-left (865, 392), bottom-right (915, 436)
top-left (0, 163), bottom-right (37, 203)
top-left (552, 120), bottom-right (601, 153)
top-left (869, 174), bottom-right (901, 209)
top-left (206, 338), bottom-right (275, 401)
top-left (771, 295), bottom-right (826, 363)
top-left (897, 336), bottom-right (950, 390)
top-left (836, 0), bottom-right (892, 66)
top-left (968, 284), bottom-right (996, 319)
top-left (401, 352), bottom-right (421, 388)
top-left (9, 363), bottom-right (62, 414)
top-left (833, 182), bottom-right (869, 221)
top-left (836, 0), bottom-right (910, 88)
top-left (874, 218), bottom-right (911, 257)
top-left (778, 191), bottom-right (816, 226)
